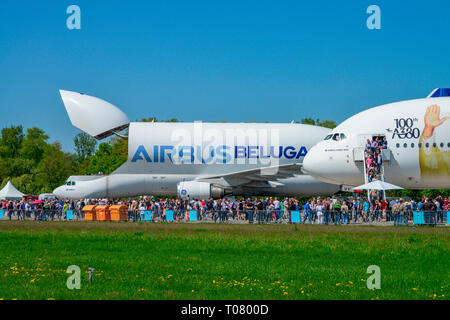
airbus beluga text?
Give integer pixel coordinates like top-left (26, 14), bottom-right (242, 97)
top-left (53, 90), bottom-right (340, 200)
top-left (303, 88), bottom-right (450, 189)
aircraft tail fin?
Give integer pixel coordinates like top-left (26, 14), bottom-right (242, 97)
top-left (427, 88), bottom-right (450, 98)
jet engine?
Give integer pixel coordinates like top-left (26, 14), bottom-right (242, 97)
top-left (177, 181), bottom-right (225, 199)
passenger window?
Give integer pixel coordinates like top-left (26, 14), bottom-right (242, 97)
top-left (440, 143), bottom-right (444, 148)
top-left (71, 182), bottom-right (76, 186)
top-left (340, 133), bottom-right (346, 140)
top-left (425, 143), bottom-right (430, 148)
top-left (396, 143), bottom-right (400, 148)
top-left (419, 143), bottom-right (422, 148)
top-left (432, 143), bottom-right (436, 148)
top-left (411, 143), bottom-right (414, 148)
top-left (403, 143), bottom-right (407, 148)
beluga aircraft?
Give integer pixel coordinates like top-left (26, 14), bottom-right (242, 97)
top-left (53, 90), bottom-right (340, 200)
top-left (303, 88), bottom-right (450, 189)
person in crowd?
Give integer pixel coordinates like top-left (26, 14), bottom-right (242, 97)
top-left (362, 199), bottom-right (370, 223)
top-left (365, 139), bottom-right (372, 152)
top-left (334, 200), bottom-right (342, 225)
top-left (315, 201), bottom-right (324, 224)
top-left (283, 198), bottom-right (290, 222)
top-left (303, 200), bottom-right (312, 224)
top-left (391, 200), bottom-right (400, 226)
top-left (341, 201), bottom-right (349, 225)
top-left (246, 198), bottom-right (255, 224)
top-left (2, 192), bottom-right (449, 227)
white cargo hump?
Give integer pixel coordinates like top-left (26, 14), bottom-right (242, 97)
top-left (59, 90), bottom-right (130, 139)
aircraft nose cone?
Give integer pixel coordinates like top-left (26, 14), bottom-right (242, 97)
top-left (53, 187), bottom-right (63, 199)
top-left (303, 146), bottom-right (322, 177)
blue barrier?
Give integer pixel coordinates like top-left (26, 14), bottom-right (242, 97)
top-left (166, 210), bottom-right (173, 221)
top-left (66, 210), bottom-right (73, 220)
top-left (0, 209), bottom-right (3, 219)
top-left (144, 210), bottom-right (152, 222)
top-left (189, 210), bottom-right (197, 221)
top-left (414, 211), bottom-right (424, 225)
top-left (291, 211), bottom-right (301, 223)
top-left (447, 211), bottom-right (450, 225)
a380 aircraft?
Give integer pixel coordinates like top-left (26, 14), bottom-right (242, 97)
top-left (53, 90), bottom-right (340, 200)
top-left (303, 88), bottom-right (450, 189)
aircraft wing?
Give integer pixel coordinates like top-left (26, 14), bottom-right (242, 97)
top-left (197, 163), bottom-right (303, 188)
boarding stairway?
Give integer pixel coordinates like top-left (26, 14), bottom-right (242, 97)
top-left (352, 147), bottom-right (391, 198)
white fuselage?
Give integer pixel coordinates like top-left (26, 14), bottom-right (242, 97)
top-left (303, 97), bottom-right (450, 189)
top-left (54, 122), bottom-right (340, 199)
top-left (56, 173), bottom-right (338, 199)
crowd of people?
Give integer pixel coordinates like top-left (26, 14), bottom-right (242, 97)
top-left (365, 136), bottom-right (387, 183)
top-left (1, 194), bottom-right (449, 226)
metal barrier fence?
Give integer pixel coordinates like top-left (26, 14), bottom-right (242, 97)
top-left (0, 208), bottom-right (448, 226)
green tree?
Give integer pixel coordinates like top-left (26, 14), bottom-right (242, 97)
top-left (4, 158), bottom-right (35, 177)
top-left (0, 125), bottom-right (24, 158)
top-left (141, 117), bottom-right (158, 122)
top-left (301, 118), bottom-right (337, 129)
top-left (301, 118), bottom-right (316, 126)
top-left (110, 135), bottom-right (128, 162)
top-left (0, 158), bottom-right (7, 183)
top-left (140, 117), bottom-right (179, 123)
top-left (8, 174), bottom-right (35, 195)
top-left (317, 120), bottom-right (337, 129)
top-left (20, 127), bottom-right (49, 163)
top-left (74, 132), bottom-right (97, 163)
top-left (33, 143), bottom-right (76, 193)
top-left (86, 142), bottom-right (126, 175)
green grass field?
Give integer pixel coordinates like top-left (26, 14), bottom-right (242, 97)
top-left (0, 221), bottom-right (448, 300)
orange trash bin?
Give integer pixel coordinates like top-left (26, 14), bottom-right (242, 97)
top-left (82, 205), bottom-right (97, 221)
top-left (110, 205), bottom-right (128, 221)
top-left (96, 205), bottom-right (111, 221)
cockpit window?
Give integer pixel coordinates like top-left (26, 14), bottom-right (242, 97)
top-left (325, 133), bottom-right (346, 141)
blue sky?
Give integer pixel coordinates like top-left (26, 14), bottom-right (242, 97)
top-left (1, 0), bottom-right (449, 152)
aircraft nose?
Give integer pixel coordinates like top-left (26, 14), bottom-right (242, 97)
top-left (53, 186), bottom-right (63, 199)
top-left (303, 146), bottom-right (323, 177)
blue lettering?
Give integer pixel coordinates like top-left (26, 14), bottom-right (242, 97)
top-left (216, 145), bottom-right (231, 164)
top-left (259, 146), bottom-right (270, 159)
top-left (179, 146), bottom-right (194, 163)
top-left (284, 146), bottom-right (296, 159)
top-left (235, 146), bottom-right (246, 158)
top-left (195, 146), bottom-right (202, 163)
top-left (160, 145), bottom-right (174, 163)
top-left (131, 145), bottom-right (152, 162)
top-left (248, 146), bottom-right (258, 158)
top-left (202, 146), bottom-right (215, 164)
top-left (153, 145), bottom-right (159, 162)
top-left (296, 146), bottom-right (308, 159)
top-left (270, 146), bottom-right (282, 158)
top-left (132, 145), bottom-right (307, 163)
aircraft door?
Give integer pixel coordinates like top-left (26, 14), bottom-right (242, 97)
top-left (357, 134), bottom-right (373, 148)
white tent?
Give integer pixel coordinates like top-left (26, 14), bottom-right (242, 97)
top-left (0, 181), bottom-right (25, 200)
top-left (352, 180), bottom-right (403, 191)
